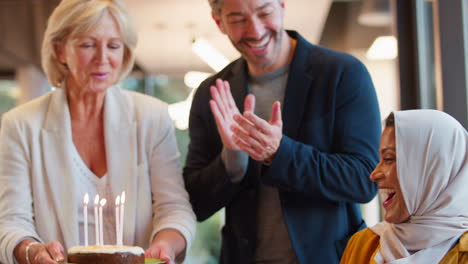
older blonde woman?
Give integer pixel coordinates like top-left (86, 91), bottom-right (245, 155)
top-left (340, 110), bottom-right (468, 264)
top-left (0, 1), bottom-right (195, 263)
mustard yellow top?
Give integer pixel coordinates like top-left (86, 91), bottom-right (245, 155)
top-left (340, 228), bottom-right (468, 264)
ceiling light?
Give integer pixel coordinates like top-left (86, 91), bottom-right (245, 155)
top-left (366, 36), bottom-right (398, 60)
top-left (168, 71), bottom-right (212, 130)
top-left (168, 100), bottom-right (191, 130)
top-left (184, 71), bottom-right (211, 89)
top-left (168, 88), bottom-right (197, 130)
top-left (192, 38), bottom-right (229, 72)
top-left (358, 0), bottom-right (392, 27)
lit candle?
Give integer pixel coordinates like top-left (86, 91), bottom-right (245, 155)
top-left (94, 194), bottom-right (100, 246)
top-left (115, 195), bottom-right (120, 246)
top-left (120, 191), bottom-right (125, 245)
top-left (99, 198), bottom-right (106, 246)
top-left (83, 193), bottom-right (89, 246)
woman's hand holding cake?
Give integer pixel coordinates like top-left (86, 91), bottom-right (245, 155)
top-left (145, 229), bottom-right (186, 264)
top-left (14, 239), bottom-right (65, 264)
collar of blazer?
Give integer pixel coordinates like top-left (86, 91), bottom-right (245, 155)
top-left (40, 86), bottom-right (138, 248)
top-left (43, 86), bottom-right (133, 132)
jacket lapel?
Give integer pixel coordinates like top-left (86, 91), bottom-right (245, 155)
top-left (41, 89), bottom-right (79, 248)
top-left (282, 31), bottom-right (314, 139)
top-left (103, 87), bottom-right (138, 245)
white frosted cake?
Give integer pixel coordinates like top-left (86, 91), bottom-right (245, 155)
top-left (67, 245), bottom-right (145, 264)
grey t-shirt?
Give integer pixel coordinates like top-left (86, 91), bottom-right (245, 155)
top-left (221, 65), bottom-right (297, 263)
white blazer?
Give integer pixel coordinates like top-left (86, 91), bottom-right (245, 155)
top-left (0, 87), bottom-right (196, 264)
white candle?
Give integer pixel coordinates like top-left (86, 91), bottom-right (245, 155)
top-left (94, 194), bottom-right (100, 246)
top-left (83, 193), bottom-right (89, 246)
top-left (115, 195), bottom-right (120, 246)
top-left (120, 191), bottom-right (125, 245)
top-left (99, 198), bottom-right (107, 246)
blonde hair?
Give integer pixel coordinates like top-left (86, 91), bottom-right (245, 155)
top-left (41, 0), bottom-right (137, 88)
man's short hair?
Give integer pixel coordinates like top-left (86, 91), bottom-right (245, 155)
top-left (208, 0), bottom-right (224, 14)
top-left (209, 0), bottom-right (283, 15)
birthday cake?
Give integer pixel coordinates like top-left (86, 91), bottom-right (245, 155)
top-left (67, 245), bottom-right (145, 264)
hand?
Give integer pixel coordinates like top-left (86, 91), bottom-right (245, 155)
top-left (15, 240), bottom-right (65, 264)
top-left (145, 240), bottom-right (175, 264)
top-left (145, 229), bottom-right (185, 264)
top-left (209, 79), bottom-right (247, 150)
top-left (231, 95), bottom-right (283, 162)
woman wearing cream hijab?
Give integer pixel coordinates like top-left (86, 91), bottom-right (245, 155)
top-left (341, 109), bottom-right (468, 264)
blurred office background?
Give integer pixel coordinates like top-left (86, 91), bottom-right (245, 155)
top-left (1, 0), bottom-right (467, 263)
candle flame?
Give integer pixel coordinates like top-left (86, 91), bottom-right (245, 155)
top-left (121, 191), bottom-right (126, 203)
top-left (100, 198), bottom-right (107, 207)
top-left (94, 194), bottom-right (100, 205)
top-left (115, 195), bottom-right (120, 206)
top-left (84, 193), bottom-right (89, 205)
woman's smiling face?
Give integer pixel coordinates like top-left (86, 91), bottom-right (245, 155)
top-left (57, 12), bottom-right (124, 94)
top-left (370, 126), bottom-right (410, 224)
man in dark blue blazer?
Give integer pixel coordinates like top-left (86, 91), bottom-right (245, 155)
top-left (183, 0), bottom-right (381, 263)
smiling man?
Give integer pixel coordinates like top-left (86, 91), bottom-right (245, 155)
top-left (213, 0), bottom-right (291, 75)
top-left (183, 0), bottom-right (382, 263)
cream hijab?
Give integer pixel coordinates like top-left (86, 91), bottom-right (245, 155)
top-left (370, 109), bottom-right (468, 264)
